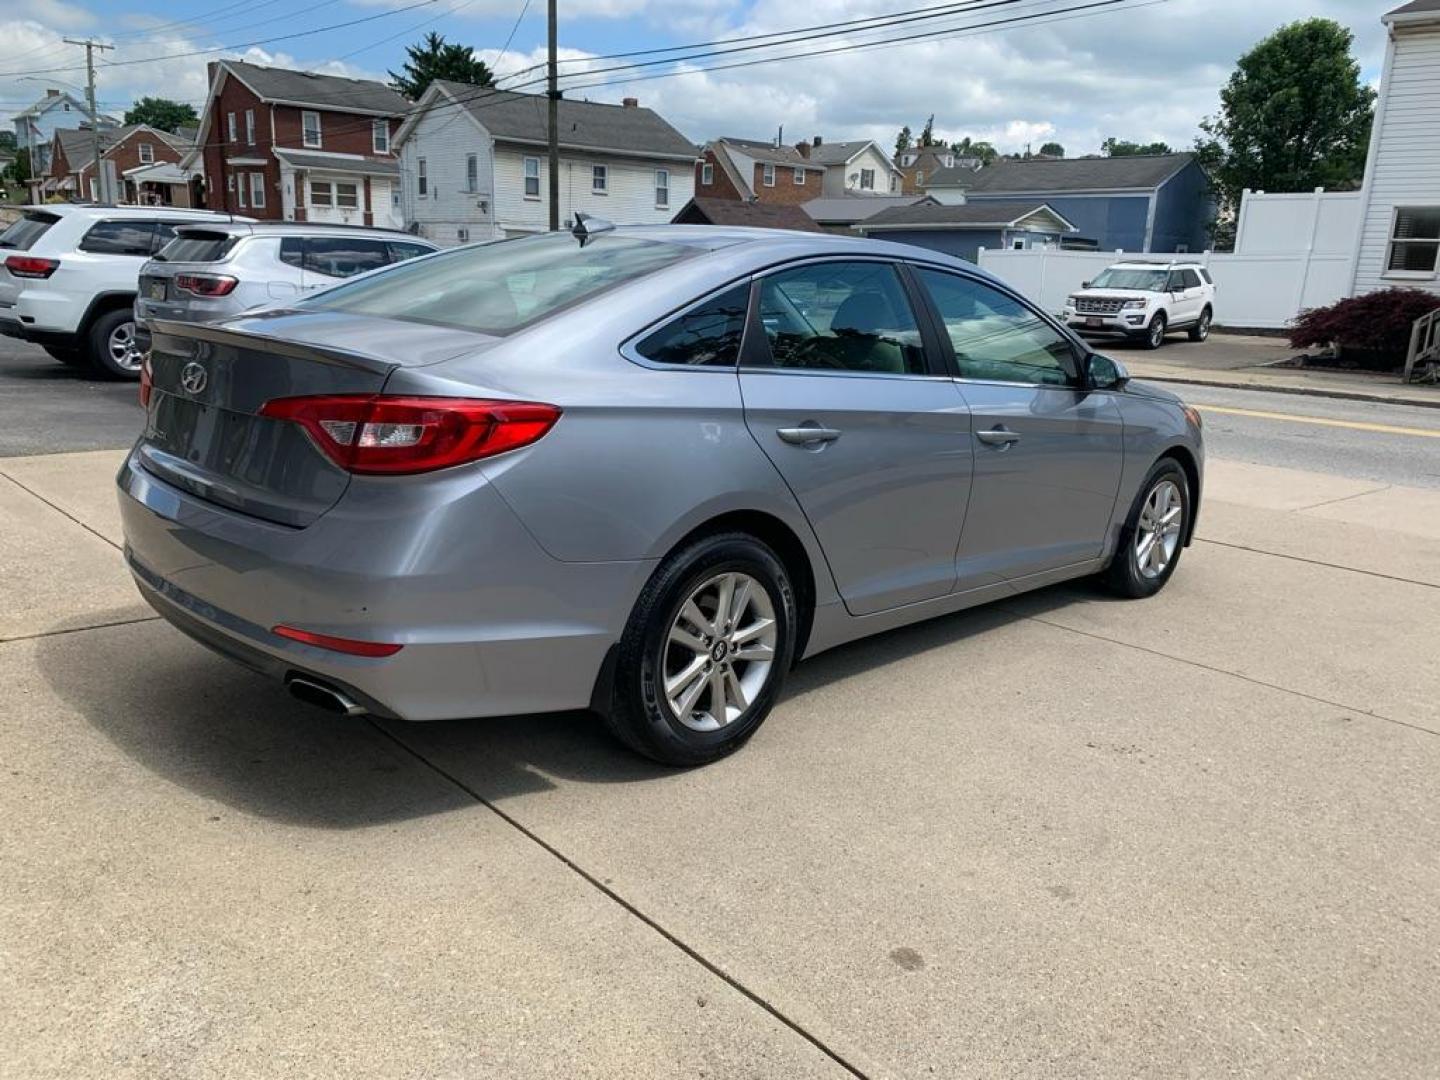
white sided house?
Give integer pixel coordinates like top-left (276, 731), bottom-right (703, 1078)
top-left (395, 82), bottom-right (698, 243)
top-left (803, 138), bottom-right (902, 195)
top-left (1350, 0), bottom-right (1440, 297)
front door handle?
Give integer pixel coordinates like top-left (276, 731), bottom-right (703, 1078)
top-left (777, 425), bottom-right (842, 446)
top-left (975, 427), bottom-right (1022, 447)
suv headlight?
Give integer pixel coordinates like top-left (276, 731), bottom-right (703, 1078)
top-left (1123, 299), bottom-right (1147, 309)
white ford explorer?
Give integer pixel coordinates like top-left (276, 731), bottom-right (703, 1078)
top-left (1061, 261), bottom-right (1215, 349)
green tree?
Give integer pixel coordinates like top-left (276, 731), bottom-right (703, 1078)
top-left (918, 114), bottom-right (936, 147)
top-left (389, 32), bottom-right (495, 99)
top-left (1194, 18), bottom-right (1374, 209)
top-left (1101, 137), bottom-right (1174, 156)
top-left (123, 97), bottom-right (198, 132)
top-left (8, 148), bottom-right (31, 184)
top-left (1038, 141), bottom-right (1064, 157)
top-left (0, 130), bottom-right (15, 152)
top-left (894, 125), bottom-right (913, 158)
top-left (949, 136), bottom-right (998, 165)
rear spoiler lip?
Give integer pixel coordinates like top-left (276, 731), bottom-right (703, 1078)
top-left (149, 317), bottom-right (400, 377)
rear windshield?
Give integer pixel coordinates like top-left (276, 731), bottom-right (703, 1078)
top-left (0, 212), bottom-right (60, 252)
top-left (158, 231), bottom-right (238, 263)
top-left (298, 233), bottom-right (692, 335)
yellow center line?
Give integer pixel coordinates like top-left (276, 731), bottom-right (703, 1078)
top-left (1199, 404), bottom-right (1440, 439)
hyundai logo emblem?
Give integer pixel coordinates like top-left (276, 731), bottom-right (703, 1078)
top-left (179, 362), bottom-right (208, 394)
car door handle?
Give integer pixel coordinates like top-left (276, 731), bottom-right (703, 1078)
top-left (975, 427), bottom-right (1022, 447)
top-left (777, 425), bottom-right (842, 446)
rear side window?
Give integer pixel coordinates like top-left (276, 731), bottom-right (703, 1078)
top-left (755, 261), bottom-right (927, 375)
top-left (635, 284), bottom-right (750, 367)
top-left (386, 242), bottom-right (432, 263)
top-left (159, 231), bottom-right (238, 263)
top-left (0, 212), bottom-right (60, 252)
top-left (1179, 268), bottom-right (1202, 289)
top-left (300, 233), bottom-right (692, 335)
top-left (302, 237), bottom-right (391, 279)
top-left (1197, 268), bottom-right (1213, 286)
top-left (79, 220), bottom-right (157, 256)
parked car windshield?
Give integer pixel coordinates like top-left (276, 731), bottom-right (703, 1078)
top-left (1089, 267), bottom-right (1170, 291)
top-left (298, 233), bottom-right (692, 335)
top-left (0, 212), bottom-right (60, 252)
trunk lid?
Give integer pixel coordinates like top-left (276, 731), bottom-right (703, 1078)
top-left (138, 310), bottom-right (499, 527)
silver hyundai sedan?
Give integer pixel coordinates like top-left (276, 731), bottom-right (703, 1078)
top-left (119, 223), bottom-right (1203, 766)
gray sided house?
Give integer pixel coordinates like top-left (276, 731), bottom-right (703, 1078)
top-left (857, 200), bottom-right (1076, 262)
top-left (937, 153), bottom-right (1213, 253)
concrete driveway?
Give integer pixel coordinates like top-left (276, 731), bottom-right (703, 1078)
top-left (4, 444), bottom-right (1440, 1076)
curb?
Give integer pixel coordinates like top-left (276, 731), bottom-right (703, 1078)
top-left (1131, 373), bottom-right (1440, 410)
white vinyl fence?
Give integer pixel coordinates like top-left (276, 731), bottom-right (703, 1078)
top-left (976, 247), bottom-right (1353, 330)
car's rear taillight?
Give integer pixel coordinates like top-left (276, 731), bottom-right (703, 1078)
top-left (139, 354), bottom-right (153, 408)
top-left (4, 255), bottom-right (58, 279)
top-left (173, 273), bottom-right (238, 297)
top-left (272, 625), bottom-right (403, 657)
top-left (257, 395), bottom-right (561, 475)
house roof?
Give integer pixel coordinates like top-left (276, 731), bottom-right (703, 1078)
top-left (425, 81), bottom-right (697, 160)
top-left (859, 200), bottom-right (1076, 232)
top-left (273, 148), bottom-right (401, 176)
top-left (716, 136), bottom-right (821, 168)
top-left (105, 125), bottom-right (190, 156)
top-left (173, 126), bottom-right (200, 146)
top-left (672, 197), bottom-right (824, 232)
top-left (223, 59), bottom-right (409, 115)
top-left (1387, 0), bottom-right (1440, 17)
top-left (960, 153), bottom-right (1196, 194)
top-left (803, 194), bottom-right (933, 224)
top-left (805, 139), bottom-right (868, 164)
top-left (924, 164), bottom-right (984, 189)
top-left (52, 127), bottom-right (118, 171)
top-left (15, 90), bottom-right (118, 125)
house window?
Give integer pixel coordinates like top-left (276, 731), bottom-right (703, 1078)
top-left (523, 156), bottom-right (540, 198)
top-left (794, 167), bottom-right (804, 185)
top-left (227, 174), bottom-right (235, 195)
top-left (592, 164), bottom-right (607, 193)
top-left (466, 153), bottom-right (478, 193)
top-left (417, 157), bottom-right (427, 197)
top-left (372, 119), bottom-right (389, 154)
top-left (138, 143), bottom-right (154, 164)
top-left (310, 180), bottom-right (333, 207)
top-left (245, 109), bottom-right (254, 146)
top-left (227, 112), bottom-right (236, 142)
top-left (249, 172), bottom-right (265, 209)
top-left (237, 174), bottom-right (246, 209)
top-left (336, 182), bottom-right (359, 209)
top-left (1386, 206), bottom-right (1440, 274)
top-left (458, 227), bottom-right (469, 243)
top-left (302, 111), bottom-right (322, 149)
top-left (1011, 238), bottom-right (1026, 250)
top-left (859, 168), bottom-right (875, 190)
top-left (762, 163), bottom-right (775, 187)
top-left (701, 161), bottom-right (713, 186)
top-left (655, 168), bottom-right (669, 207)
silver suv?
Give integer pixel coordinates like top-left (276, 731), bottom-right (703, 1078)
top-left (1062, 261), bottom-right (1216, 349)
top-left (136, 223), bottom-right (437, 334)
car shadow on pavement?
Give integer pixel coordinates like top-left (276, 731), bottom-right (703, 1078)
top-left (35, 583), bottom-right (1105, 831)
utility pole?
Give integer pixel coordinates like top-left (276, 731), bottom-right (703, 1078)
top-left (64, 37), bottom-right (113, 205)
top-left (546, 0), bottom-right (560, 231)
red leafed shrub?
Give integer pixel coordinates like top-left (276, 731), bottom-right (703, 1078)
top-left (1290, 288), bottom-right (1440, 369)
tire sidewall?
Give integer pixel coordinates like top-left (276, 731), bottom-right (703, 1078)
top-left (1145, 312), bottom-right (1167, 349)
top-left (1111, 460), bottom-right (1189, 597)
top-left (1189, 307), bottom-right (1212, 342)
top-left (623, 535), bottom-right (796, 765)
top-left (88, 308), bottom-right (139, 380)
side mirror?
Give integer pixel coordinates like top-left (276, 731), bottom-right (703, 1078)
top-left (1081, 280), bottom-right (1091, 288)
top-left (1085, 352), bottom-right (1129, 390)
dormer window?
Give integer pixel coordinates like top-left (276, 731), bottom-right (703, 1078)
top-left (138, 143), bottom-right (154, 164)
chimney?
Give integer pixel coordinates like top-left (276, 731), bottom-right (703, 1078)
top-left (622, 97), bottom-right (638, 108)
top-left (812, 135), bottom-right (822, 147)
top-left (794, 140), bottom-right (810, 159)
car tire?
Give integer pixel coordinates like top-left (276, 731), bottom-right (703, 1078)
top-left (1102, 458), bottom-right (1190, 599)
top-left (604, 531), bottom-right (797, 766)
top-left (1188, 306), bottom-right (1212, 342)
top-left (86, 308), bottom-right (142, 380)
top-left (1142, 311), bottom-right (1167, 350)
top-left (42, 344), bottom-right (86, 367)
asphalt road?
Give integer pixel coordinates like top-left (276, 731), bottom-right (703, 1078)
top-left (0, 339), bottom-right (143, 457)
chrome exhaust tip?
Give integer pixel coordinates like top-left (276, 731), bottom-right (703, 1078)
top-left (286, 675), bottom-right (367, 717)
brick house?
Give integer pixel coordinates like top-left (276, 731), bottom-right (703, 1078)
top-left (695, 137), bottom-right (824, 205)
top-left (44, 128), bottom-right (118, 200)
top-left (188, 60), bottom-right (409, 227)
top-left (102, 126), bottom-right (192, 206)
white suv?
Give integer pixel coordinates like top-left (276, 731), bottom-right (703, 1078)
top-left (0, 204), bottom-right (249, 378)
top-left (1061, 261), bottom-right (1215, 349)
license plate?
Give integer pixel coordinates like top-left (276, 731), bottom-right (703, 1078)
top-left (148, 281), bottom-right (166, 301)
top-left (1085, 317), bottom-right (1103, 327)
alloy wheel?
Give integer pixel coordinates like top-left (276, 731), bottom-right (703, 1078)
top-left (1148, 318), bottom-right (1166, 348)
top-left (108, 320), bottom-right (140, 372)
top-left (1134, 479), bottom-right (1183, 579)
top-left (1196, 311), bottom-right (1211, 340)
top-left (662, 571), bottom-right (777, 732)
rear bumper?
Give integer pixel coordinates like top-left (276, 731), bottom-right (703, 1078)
top-left (117, 449), bottom-right (655, 721)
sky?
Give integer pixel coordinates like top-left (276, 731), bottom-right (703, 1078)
top-left (0, 0), bottom-right (1391, 157)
